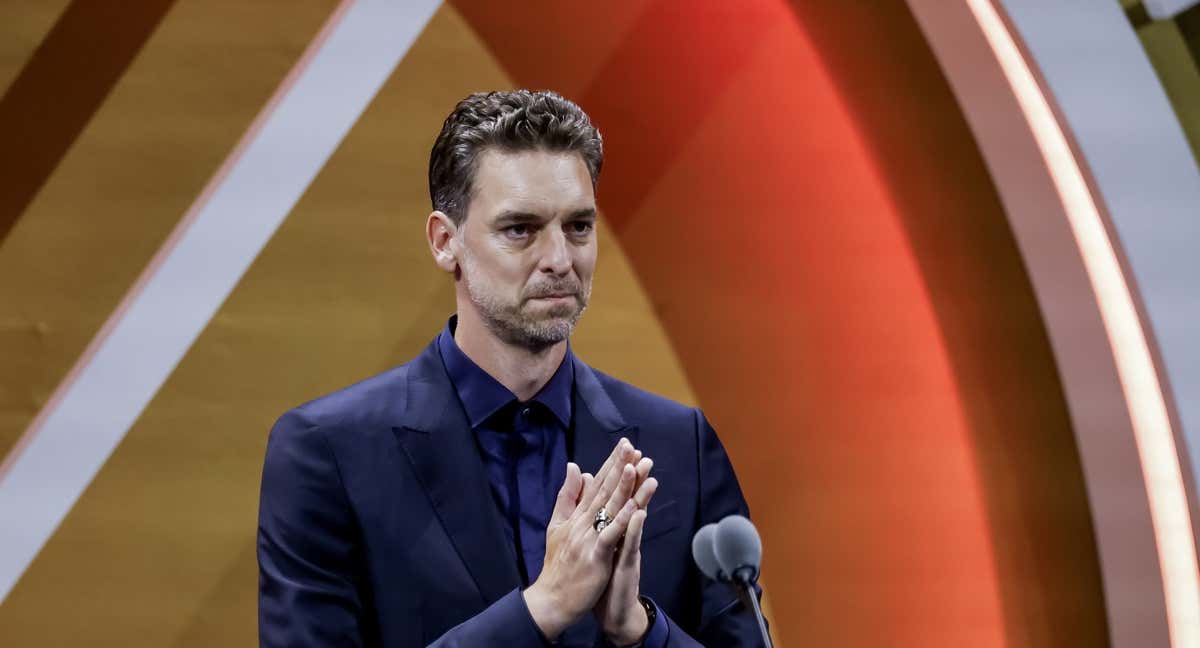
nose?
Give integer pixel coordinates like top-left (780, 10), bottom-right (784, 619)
top-left (537, 227), bottom-right (571, 276)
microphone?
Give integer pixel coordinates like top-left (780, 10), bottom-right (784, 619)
top-left (713, 514), bottom-right (762, 586)
top-left (690, 523), bottom-right (725, 581)
top-left (692, 515), bottom-right (772, 648)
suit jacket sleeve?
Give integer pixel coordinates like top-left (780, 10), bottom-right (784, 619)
top-left (647, 409), bottom-right (770, 648)
top-left (257, 410), bottom-right (548, 648)
top-left (258, 410), bottom-right (371, 646)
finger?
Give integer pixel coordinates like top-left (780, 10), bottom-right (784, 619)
top-left (573, 459), bottom-right (626, 536)
top-left (601, 463), bottom-right (637, 523)
top-left (587, 453), bottom-right (630, 514)
top-left (580, 438), bottom-right (632, 504)
top-left (619, 509), bottom-right (648, 568)
top-left (599, 439), bottom-right (635, 484)
top-left (634, 457), bottom-right (652, 488)
top-left (550, 463), bottom-right (582, 524)
top-left (633, 476), bottom-right (658, 510)
top-left (598, 438), bottom-right (632, 480)
top-left (567, 473), bottom-right (594, 521)
top-left (597, 498), bottom-right (638, 552)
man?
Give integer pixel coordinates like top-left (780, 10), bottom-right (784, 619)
top-left (258, 90), bottom-right (766, 646)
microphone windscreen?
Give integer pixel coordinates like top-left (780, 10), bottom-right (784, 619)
top-left (713, 515), bottom-right (762, 579)
top-left (691, 523), bottom-right (724, 581)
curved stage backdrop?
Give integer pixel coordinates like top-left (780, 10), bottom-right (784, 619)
top-left (1, 1), bottom-right (1199, 646)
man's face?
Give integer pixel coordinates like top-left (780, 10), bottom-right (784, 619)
top-left (454, 148), bottom-right (598, 350)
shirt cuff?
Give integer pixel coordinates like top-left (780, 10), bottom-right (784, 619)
top-left (638, 597), bottom-right (670, 648)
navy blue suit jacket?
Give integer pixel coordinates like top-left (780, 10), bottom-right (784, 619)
top-left (258, 338), bottom-right (765, 646)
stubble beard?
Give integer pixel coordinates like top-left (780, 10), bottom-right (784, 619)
top-left (460, 254), bottom-right (592, 352)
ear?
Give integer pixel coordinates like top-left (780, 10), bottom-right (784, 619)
top-left (426, 211), bottom-right (460, 274)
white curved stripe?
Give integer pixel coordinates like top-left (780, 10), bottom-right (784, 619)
top-left (966, 0), bottom-right (1200, 645)
top-left (0, 0), bottom-right (441, 603)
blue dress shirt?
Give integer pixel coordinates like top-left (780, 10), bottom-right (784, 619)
top-left (438, 323), bottom-right (571, 585)
top-left (438, 318), bottom-right (669, 647)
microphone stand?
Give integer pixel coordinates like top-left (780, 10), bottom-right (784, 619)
top-left (731, 567), bottom-right (773, 648)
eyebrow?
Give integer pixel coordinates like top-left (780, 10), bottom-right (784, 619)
top-left (569, 208), bottom-right (598, 220)
top-left (492, 207), bottom-right (597, 226)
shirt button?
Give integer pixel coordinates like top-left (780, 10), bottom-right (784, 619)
top-left (521, 407), bottom-right (531, 418)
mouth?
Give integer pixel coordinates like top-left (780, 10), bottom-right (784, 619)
top-left (528, 293), bottom-right (577, 305)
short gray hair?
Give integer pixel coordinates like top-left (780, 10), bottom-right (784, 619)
top-left (428, 90), bottom-right (603, 224)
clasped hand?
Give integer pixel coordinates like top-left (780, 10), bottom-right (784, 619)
top-left (523, 438), bottom-right (658, 646)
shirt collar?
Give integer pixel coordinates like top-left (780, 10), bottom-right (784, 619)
top-left (437, 315), bottom-right (574, 429)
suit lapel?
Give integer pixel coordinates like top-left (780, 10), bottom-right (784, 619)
top-left (390, 342), bottom-right (637, 607)
top-left (571, 355), bottom-right (638, 474)
top-left (393, 341), bottom-right (521, 605)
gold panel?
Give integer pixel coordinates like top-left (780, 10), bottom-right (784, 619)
top-left (0, 0), bottom-right (339, 642)
top-left (1137, 19), bottom-right (1200, 162)
top-left (0, 3), bottom-right (697, 645)
top-left (0, 0), bottom-right (72, 94)
top-left (0, 0), bottom-right (337, 461)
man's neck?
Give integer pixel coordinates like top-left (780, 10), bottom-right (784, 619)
top-left (453, 307), bottom-right (567, 402)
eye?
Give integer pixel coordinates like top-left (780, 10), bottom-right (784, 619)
top-left (503, 224), bottom-right (531, 239)
top-left (569, 221), bottom-right (594, 235)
